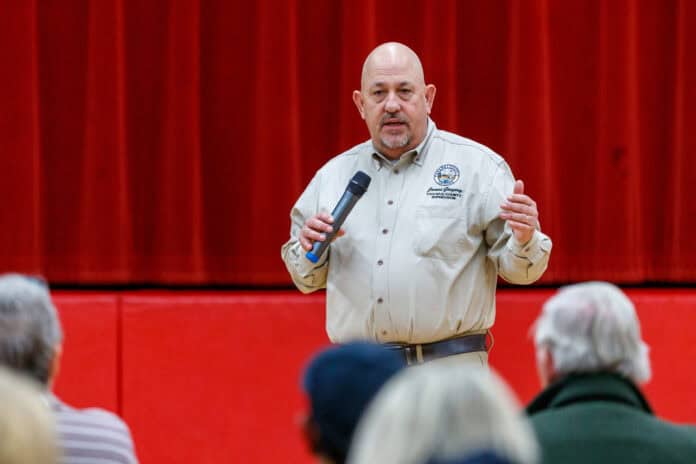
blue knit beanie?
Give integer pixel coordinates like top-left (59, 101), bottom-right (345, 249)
top-left (302, 342), bottom-right (405, 462)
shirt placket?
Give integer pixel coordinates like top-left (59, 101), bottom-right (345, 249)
top-left (372, 162), bottom-right (407, 340)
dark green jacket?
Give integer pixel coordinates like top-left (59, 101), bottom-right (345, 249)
top-left (526, 373), bottom-right (696, 464)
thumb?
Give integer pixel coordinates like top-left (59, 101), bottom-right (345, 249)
top-left (513, 179), bottom-right (525, 195)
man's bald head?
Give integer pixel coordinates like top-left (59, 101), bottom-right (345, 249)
top-left (352, 42), bottom-right (436, 160)
top-left (361, 42), bottom-right (425, 90)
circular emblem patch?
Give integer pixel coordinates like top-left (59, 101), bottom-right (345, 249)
top-left (434, 164), bottom-right (460, 186)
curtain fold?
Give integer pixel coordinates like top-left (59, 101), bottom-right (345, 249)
top-left (0, 0), bottom-right (694, 285)
top-left (0, 1), bottom-right (42, 271)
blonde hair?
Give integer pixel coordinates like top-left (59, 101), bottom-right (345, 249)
top-left (0, 366), bottom-right (58, 463)
top-left (348, 365), bottom-right (538, 464)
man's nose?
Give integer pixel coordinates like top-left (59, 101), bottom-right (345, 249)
top-left (384, 92), bottom-right (400, 113)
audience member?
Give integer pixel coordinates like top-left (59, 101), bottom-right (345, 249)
top-left (0, 365), bottom-right (58, 463)
top-left (0, 274), bottom-right (139, 464)
top-left (527, 281), bottom-right (696, 463)
top-left (301, 342), bottom-right (405, 464)
top-left (426, 452), bottom-right (516, 464)
top-left (348, 365), bottom-right (538, 464)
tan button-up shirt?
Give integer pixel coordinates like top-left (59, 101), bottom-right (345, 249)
top-left (282, 120), bottom-right (552, 344)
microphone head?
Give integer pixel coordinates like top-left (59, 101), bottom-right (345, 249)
top-left (347, 171), bottom-right (371, 197)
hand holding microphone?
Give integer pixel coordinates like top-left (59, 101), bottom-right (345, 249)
top-left (301, 171), bottom-right (371, 263)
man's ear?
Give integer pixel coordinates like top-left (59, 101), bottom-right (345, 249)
top-left (352, 90), bottom-right (366, 120)
top-left (536, 345), bottom-right (558, 388)
top-left (49, 343), bottom-right (62, 388)
top-left (424, 84), bottom-right (437, 115)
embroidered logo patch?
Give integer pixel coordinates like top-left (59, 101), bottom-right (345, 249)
top-left (433, 164), bottom-right (460, 186)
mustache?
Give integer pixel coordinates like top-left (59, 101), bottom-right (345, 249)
top-left (380, 114), bottom-right (408, 126)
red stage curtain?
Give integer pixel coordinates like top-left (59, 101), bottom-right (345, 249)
top-left (1, 0), bottom-right (695, 285)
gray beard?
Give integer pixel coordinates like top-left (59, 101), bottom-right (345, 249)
top-left (381, 134), bottom-right (410, 150)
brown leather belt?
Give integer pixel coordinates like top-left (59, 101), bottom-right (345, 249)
top-left (385, 333), bottom-right (489, 364)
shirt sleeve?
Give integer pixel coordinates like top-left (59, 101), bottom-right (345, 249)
top-left (280, 172), bottom-right (330, 293)
top-left (483, 162), bottom-right (553, 284)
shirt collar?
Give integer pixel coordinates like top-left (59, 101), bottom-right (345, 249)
top-left (371, 118), bottom-right (436, 170)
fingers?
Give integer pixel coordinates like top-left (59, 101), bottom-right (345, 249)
top-left (505, 219), bottom-right (536, 232)
top-left (502, 180), bottom-right (539, 244)
top-left (500, 211), bottom-right (537, 225)
top-left (299, 213), bottom-right (336, 251)
top-left (507, 220), bottom-right (535, 246)
top-left (500, 189), bottom-right (540, 231)
top-left (500, 201), bottom-right (537, 217)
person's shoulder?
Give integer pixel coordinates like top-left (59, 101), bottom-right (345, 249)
top-left (52, 397), bottom-right (138, 462)
top-left (54, 399), bottom-right (133, 435)
top-left (327, 140), bottom-right (372, 164)
top-left (649, 416), bottom-right (696, 445)
top-left (432, 129), bottom-right (507, 167)
top-left (316, 140), bottom-right (372, 174)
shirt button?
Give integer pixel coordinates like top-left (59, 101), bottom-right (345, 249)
top-left (377, 297), bottom-right (383, 304)
top-left (394, 169), bottom-right (399, 174)
top-left (381, 330), bottom-right (388, 336)
top-left (387, 200), bottom-right (394, 205)
top-left (377, 259), bottom-right (383, 266)
top-left (382, 229), bottom-right (389, 235)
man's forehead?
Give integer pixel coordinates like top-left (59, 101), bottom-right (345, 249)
top-left (368, 79), bottom-right (416, 88)
top-left (362, 63), bottom-right (423, 89)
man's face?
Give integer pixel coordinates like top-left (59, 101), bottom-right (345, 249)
top-left (353, 58), bottom-right (435, 159)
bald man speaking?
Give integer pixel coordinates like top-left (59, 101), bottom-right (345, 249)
top-left (282, 42), bottom-right (552, 366)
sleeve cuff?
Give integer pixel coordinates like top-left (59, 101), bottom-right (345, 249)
top-left (291, 242), bottom-right (329, 276)
top-left (507, 230), bottom-right (551, 263)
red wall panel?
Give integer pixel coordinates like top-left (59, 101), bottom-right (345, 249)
top-left (120, 292), bottom-right (327, 464)
top-left (52, 294), bottom-right (120, 412)
top-left (47, 289), bottom-right (696, 463)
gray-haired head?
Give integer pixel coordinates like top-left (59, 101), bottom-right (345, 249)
top-left (0, 274), bottom-right (63, 386)
top-left (348, 366), bottom-right (538, 464)
top-left (533, 281), bottom-right (650, 384)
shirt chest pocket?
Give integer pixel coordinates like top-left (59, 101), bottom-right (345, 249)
top-left (412, 205), bottom-right (468, 261)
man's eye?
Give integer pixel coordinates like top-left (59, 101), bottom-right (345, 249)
top-left (399, 89), bottom-right (413, 96)
top-left (373, 90), bottom-right (384, 96)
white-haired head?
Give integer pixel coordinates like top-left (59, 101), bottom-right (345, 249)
top-left (348, 365), bottom-right (538, 464)
top-left (533, 281), bottom-right (650, 386)
top-left (0, 274), bottom-right (63, 386)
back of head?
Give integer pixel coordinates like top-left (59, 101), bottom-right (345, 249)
top-left (533, 281), bottom-right (650, 384)
top-left (0, 274), bottom-right (62, 385)
top-left (302, 342), bottom-right (405, 463)
top-left (0, 365), bottom-right (58, 463)
top-left (348, 366), bottom-right (538, 464)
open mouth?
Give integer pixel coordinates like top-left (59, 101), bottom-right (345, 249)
top-left (382, 119), bottom-right (407, 129)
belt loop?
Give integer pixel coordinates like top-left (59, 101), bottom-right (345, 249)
top-left (415, 344), bottom-right (424, 363)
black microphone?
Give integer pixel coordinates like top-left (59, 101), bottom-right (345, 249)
top-left (306, 171), bottom-right (371, 263)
